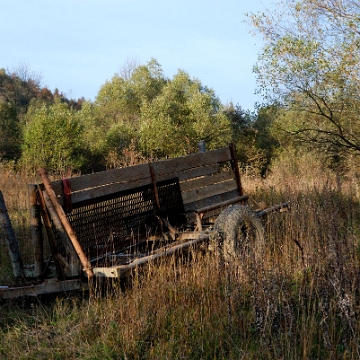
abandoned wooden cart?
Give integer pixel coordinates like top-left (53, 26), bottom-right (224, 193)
top-left (0, 144), bottom-right (289, 299)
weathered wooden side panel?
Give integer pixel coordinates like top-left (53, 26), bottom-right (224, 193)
top-left (181, 178), bottom-right (238, 204)
top-left (53, 147), bottom-right (232, 208)
top-left (183, 189), bottom-right (240, 213)
top-left (151, 146), bottom-right (231, 178)
top-left (180, 171), bottom-right (235, 192)
top-left (52, 163), bottom-right (150, 195)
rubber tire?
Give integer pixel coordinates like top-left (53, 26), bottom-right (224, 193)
top-left (210, 205), bottom-right (265, 264)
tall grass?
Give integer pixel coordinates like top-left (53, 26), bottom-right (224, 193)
top-left (1, 153), bottom-right (360, 359)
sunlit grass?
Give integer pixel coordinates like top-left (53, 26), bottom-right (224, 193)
top-left (1, 154), bottom-right (360, 359)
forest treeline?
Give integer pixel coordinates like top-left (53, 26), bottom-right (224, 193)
top-left (0, 60), bottom-right (279, 176)
top-left (2, 0), bottom-right (360, 178)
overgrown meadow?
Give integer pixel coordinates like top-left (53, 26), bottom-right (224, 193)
top-left (1, 151), bottom-right (360, 359)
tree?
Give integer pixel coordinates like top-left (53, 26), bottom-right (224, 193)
top-left (0, 65), bottom-right (57, 161)
top-left (93, 60), bottom-right (231, 163)
top-left (248, 0), bottom-right (360, 156)
top-left (21, 99), bottom-right (85, 174)
top-left (95, 58), bottom-right (166, 127)
top-left (223, 103), bottom-right (280, 175)
top-left (139, 70), bottom-right (231, 158)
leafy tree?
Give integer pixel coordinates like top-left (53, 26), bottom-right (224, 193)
top-left (93, 60), bottom-right (230, 163)
top-left (0, 99), bottom-right (19, 160)
top-left (21, 99), bottom-right (85, 174)
top-left (248, 0), bottom-right (360, 156)
top-left (139, 70), bottom-right (231, 158)
top-left (0, 65), bottom-right (62, 161)
top-left (95, 59), bottom-right (166, 127)
top-left (223, 103), bottom-right (280, 175)
top-left (0, 66), bottom-right (42, 160)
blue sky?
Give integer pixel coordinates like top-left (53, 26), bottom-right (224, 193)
top-left (2, 0), bottom-right (272, 111)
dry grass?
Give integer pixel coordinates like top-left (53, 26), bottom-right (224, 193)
top-left (1, 153), bottom-right (360, 359)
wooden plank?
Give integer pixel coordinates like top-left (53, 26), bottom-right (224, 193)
top-left (51, 147), bottom-right (230, 197)
top-left (0, 279), bottom-right (87, 299)
top-left (57, 175), bottom-right (154, 207)
top-left (51, 148), bottom-right (230, 206)
top-left (150, 147), bottom-right (231, 178)
top-left (180, 171), bottom-right (235, 192)
top-left (181, 178), bottom-right (238, 204)
top-left (64, 165), bottom-right (221, 207)
top-left (56, 165), bottom-right (224, 208)
top-left (184, 189), bottom-right (240, 212)
top-left (51, 163), bottom-right (150, 196)
top-left (0, 191), bottom-right (24, 278)
top-left (154, 164), bottom-right (220, 184)
top-left (92, 234), bottom-right (210, 278)
top-left (196, 195), bottom-right (249, 214)
top-left (28, 184), bottom-right (43, 278)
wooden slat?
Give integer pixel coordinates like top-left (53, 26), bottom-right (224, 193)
top-left (92, 234), bottom-right (210, 278)
top-left (180, 171), bottom-right (235, 192)
top-left (181, 178), bottom-right (238, 204)
top-left (52, 163), bottom-right (150, 196)
top-left (50, 146), bottom-right (234, 208)
top-left (155, 163), bottom-right (220, 183)
top-left (52, 147), bottom-right (230, 197)
top-left (0, 279), bottom-right (87, 299)
top-left (196, 195), bottom-right (249, 214)
top-left (150, 147), bottom-right (231, 178)
top-left (57, 175), bottom-right (153, 207)
top-left (184, 189), bottom-right (239, 212)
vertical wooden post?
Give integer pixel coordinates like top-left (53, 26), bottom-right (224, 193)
top-left (149, 163), bottom-right (161, 210)
top-left (0, 191), bottom-right (24, 279)
top-left (36, 187), bottom-right (66, 280)
top-left (229, 143), bottom-right (244, 197)
top-left (28, 184), bottom-right (44, 278)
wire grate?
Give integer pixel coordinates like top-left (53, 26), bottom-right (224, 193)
top-left (53, 178), bottom-right (185, 260)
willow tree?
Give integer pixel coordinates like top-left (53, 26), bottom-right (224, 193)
top-left (248, 0), bottom-right (360, 155)
top-left (139, 70), bottom-right (231, 158)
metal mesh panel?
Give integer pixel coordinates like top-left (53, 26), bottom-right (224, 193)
top-left (54, 178), bottom-right (185, 260)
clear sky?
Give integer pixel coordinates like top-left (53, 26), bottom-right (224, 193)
top-left (1, 0), bottom-right (272, 111)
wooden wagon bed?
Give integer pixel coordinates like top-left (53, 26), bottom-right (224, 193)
top-left (0, 144), bottom-right (289, 299)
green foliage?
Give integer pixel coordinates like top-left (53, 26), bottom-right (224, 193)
top-left (139, 70), bottom-right (231, 158)
top-left (88, 60), bottom-right (232, 164)
top-left (0, 66), bottom-right (42, 161)
top-left (248, 0), bottom-right (360, 156)
top-left (224, 103), bottom-right (280, 176)
top-left (0, 101), bottom-right (20, 160)
top-left (21, 100), bottom-right (85, 174)
top-left (95, 58), bottom-right (166, 127)
top-left (1, 59), bottom-right (281, 174)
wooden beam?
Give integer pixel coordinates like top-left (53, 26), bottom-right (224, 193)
top-left (38, 169), bottom-right (94, 285)
top-left (36, 186), bottom-right (67, 280)
top-left (0, 191), bottom-right (24, 279)
top-left (181, 179), bottom-right (238, 204)
top-left (0, 278), bottom-right (87, 299)
top-left (28, 184), bottom-right (43, 278)
top-left (92, 234), bottom-right (209, 278)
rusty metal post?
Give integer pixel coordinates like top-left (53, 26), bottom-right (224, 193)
top-left (38, 168), bottom-right (94, 285)
top-left (0, 191), bottom-right (24, 279)
top-left (28, 184), bottom-right (44, 278)
top-left (198, 140), bottom-right (207, 153)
